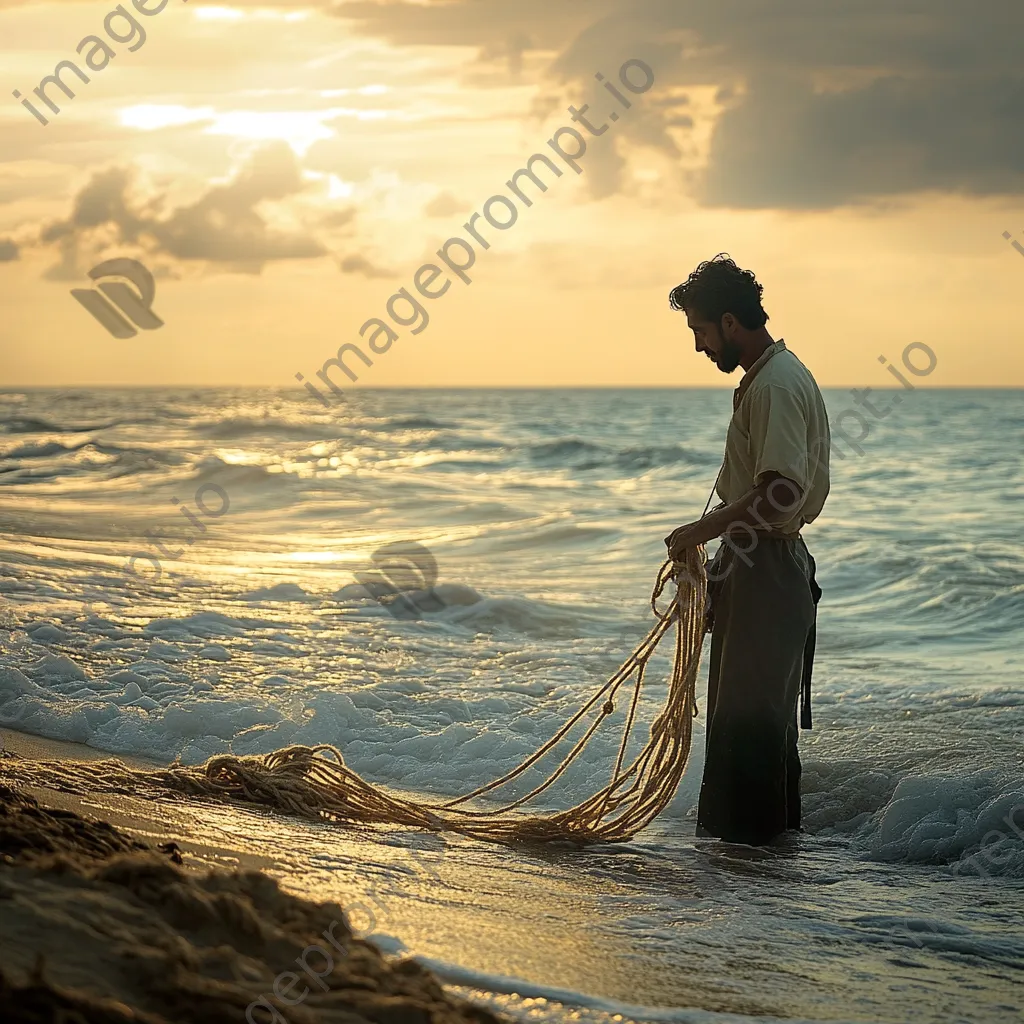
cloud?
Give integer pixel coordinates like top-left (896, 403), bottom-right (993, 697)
top-left (336, 0), bottom-right (1024, 208)
top-left (33, 143), bottom-right (352, 277)
top-left (336, 0), bottom-right (598, 66)
top-left (339, 253), bottom-right (392, 277)
top-left (0, 238), bottom-right (18, 261)
top-left (423, 191), bottom-right (470, 218)
top-left (6, 1), bottom-right (1021, 210)
top-left (698, 73), bottom-right (1024, 209)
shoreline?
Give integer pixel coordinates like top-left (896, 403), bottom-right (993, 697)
top-left (0, 726), bottom-right (278, 876)
top-left (4, 725), bottom-right (1022, 1024)
top-left (0, 726), bottom-right (784, 1021)
top-left (0, 729), bottom-right (509, 1024)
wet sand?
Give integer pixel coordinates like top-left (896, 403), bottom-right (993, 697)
top-left (0, 730), bottom-right (507, 1024)
top-left (1, 727), bottom-right (275, 876)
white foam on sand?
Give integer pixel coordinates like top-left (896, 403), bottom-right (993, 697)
top-left (377, 945), bottom-right (850, 1024)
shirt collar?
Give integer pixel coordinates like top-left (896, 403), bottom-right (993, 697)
top-left (733, 338), bottom-right (786, 410)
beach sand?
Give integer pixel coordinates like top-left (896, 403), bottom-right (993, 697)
top-left (0, 726), bottom-right (507, 1024)
top-left (0, 727), bottom-right (276, 876)
top-left (6, 726), bottom-right (1020, 1024)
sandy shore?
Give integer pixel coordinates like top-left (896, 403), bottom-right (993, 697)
top-left (0, 727), bottom-right (278, 876)
top-left (0, 726), bottom-right (508, 1024)
top-left (0, 728), bottom-right (723, 1018)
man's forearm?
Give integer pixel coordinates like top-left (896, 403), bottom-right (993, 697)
top-left (680, 475), bottom-right (801, 548)
top-left (681, 490), bottom-right (761, 548)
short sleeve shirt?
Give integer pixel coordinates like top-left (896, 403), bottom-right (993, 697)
top-left (717, 340), bottom-right (830, 534)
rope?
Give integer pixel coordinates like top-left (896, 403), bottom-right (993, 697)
top-left (1, 551), bottom-right (708, 846)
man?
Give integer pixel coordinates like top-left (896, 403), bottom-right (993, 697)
top-left (665, 255), bottom-right (829, 846)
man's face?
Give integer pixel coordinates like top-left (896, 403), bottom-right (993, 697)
top-left (685, 311), bottom-right (742, 373)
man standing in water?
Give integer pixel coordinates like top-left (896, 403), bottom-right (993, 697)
top-left (664, 255), bottom-right (829, 846)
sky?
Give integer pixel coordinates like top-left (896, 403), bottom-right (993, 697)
top-left (0, 0), bottom-right (1022, 388)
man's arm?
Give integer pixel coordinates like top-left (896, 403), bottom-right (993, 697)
top-left (665, 472), bottom-right (802, 560)
top-left (666, 382), bottom-right (811, 560)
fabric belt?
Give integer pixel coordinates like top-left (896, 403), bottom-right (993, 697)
top-left (802, 555), bottom-right (822, 730)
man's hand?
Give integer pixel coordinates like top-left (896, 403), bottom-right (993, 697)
top-left (664, 473), bottom-right (803, 562)
top-left (665, 522), bottom-right (705, 562)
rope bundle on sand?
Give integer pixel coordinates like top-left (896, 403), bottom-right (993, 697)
top-left (4, 553), bottom-right (708, 846)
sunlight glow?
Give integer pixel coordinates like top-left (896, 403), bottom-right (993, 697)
top-left (286, 551), bottom-right (362, 565)
top-left (195, 6), bottom-right (312, 23)
top-left (182, 108), bottom-right (390, 154)
top-left (120, 104), bottom-right (377, 155)
top-left (194, 6), bottom-right (245, 21)
top-left (301, 171), bottom-right (356, 199)
top-left (120, 105), bottom-right (215, 130)
top-left (203, 110), bottom-right (337, 153)
top-left (327, 174), bottom-right (354, 199)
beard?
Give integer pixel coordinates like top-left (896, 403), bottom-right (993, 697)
top-left (715, 338), bottom-right (743, 373)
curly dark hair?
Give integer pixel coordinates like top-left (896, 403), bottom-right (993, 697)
top-left (668, 254), bottom-right (768, 330)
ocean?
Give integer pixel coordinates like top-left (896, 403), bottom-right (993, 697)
top-left (0, 386), bottom-right (1021, 1023)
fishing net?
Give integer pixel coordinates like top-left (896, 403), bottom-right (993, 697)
top-left (1, 551), bottom-right (707, 846)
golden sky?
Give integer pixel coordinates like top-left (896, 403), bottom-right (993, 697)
top-left (1, 0), bottom-right (1022, 388)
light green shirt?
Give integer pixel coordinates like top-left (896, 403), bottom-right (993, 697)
top-left (717, 340), bottom-right (831, 534)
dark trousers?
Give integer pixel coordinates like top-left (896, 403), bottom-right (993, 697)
top-left (696, 536), bottom-right (817, 845)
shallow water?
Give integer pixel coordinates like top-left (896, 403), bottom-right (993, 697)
top-left (0, 386), bottom-right (1022, 1022)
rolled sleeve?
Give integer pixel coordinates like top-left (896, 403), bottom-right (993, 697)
top-left (748, 384), bottom-right (810, 493)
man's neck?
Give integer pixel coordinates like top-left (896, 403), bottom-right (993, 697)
top-left (738, 330), bottom-right (776, 371)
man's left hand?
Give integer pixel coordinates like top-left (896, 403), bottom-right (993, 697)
top-left (665, 522), bottom-right (704, 562)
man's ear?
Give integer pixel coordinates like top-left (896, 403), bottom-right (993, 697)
top-left (719, 312), bottom-right (736, 338)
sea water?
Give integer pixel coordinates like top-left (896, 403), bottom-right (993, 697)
top-left (0, 387), bottom-right (1021, 1022)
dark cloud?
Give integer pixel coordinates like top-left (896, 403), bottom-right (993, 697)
top-left (337, 0), bottom-right (603, 63)
top-left (337, 0), bottom-right (1024, 208)
top-left (0, 238), bottom-right (18, 261)
top-left (35, 144), bottom-right (351, 277)
top-left (339, 253), bottom-right (392, 277)
top-left (7, 1), bottom-right (1021, 208)
top-left (699, 73), bottom-right (1024, 208)
top-left (147, 144), bottom-right (327, 261)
